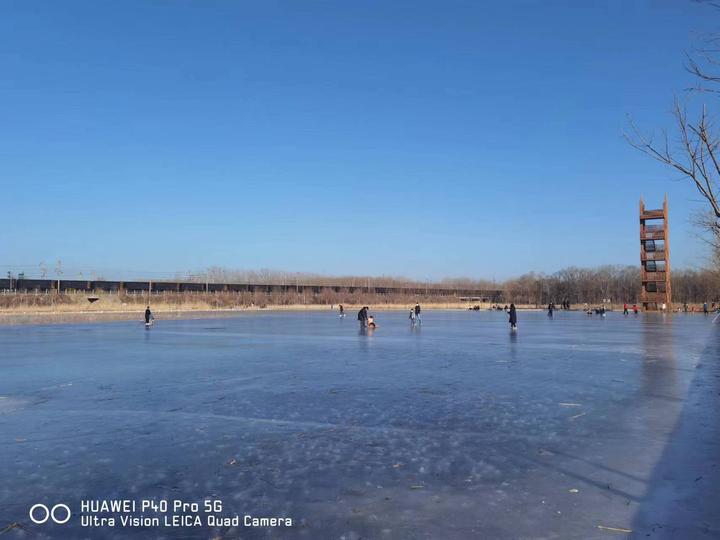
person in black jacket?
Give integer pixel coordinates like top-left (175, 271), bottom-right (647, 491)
top-left (508, 303), bottom-right (517, 331)
top-left (144, 306), bottom-right (154, 326)
top-left (414, 303), bottom-right (422, 324)
top-left (357, 306), bottom-right (368, 328)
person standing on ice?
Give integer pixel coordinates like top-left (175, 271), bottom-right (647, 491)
top-left (508, 303), bottom-right (517, 331)
top-left (144, 306), bottom-right (154, 326)
top-left (547, 302), bottom-right (554, 317)
top-left (357, 306), bottom-right (368, 328)
top-left (414, 303), bottom-right (422, 324)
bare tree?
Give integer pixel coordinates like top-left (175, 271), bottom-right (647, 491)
top-left (626, 101), bottom-right (720, 252)
top-left (625, 7), bottom-right (720, 256)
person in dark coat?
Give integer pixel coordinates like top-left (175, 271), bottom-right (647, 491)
top-left (414, 303), bottom-right (422, 324)
top-left (547, 302), bottom-right (554, 317)
top-left (357, 306), bottom-right (369, 328)
top-left (508, 303), bottom-right (517, 330)
top-left (144, 306), bottom-right (154, 325)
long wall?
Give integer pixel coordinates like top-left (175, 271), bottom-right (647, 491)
top-left (0, 278), bottom-right (502, 301)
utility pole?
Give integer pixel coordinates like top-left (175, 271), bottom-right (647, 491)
top-left (55, 260), bottom-right (63, 294)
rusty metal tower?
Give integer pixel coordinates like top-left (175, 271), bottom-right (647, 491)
top-left (640, 195), bottom-right (671, 310)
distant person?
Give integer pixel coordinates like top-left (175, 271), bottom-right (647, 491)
top-left (357, 306), bottom-right (368, 328)
top-left (508, 303), bottom-right (517, 331)
top-left (633, 304), bottom-right (639, 315)
top-left (409, 309), bottom-right (416, 325)
top-left (547, 302), bottom-right (554, 317)
top-left (339, 304), bottom-right (345, 318)
top-left (623, 303), bottom-right (629, 316)
top-left (144, 306), bottom-right (154, 326)
top-left (357, 306), bottom-right (364, 326)
top-left (414, 303), bottom-right (422, 324)
top-left (704, 302), bottom-right (709, 315)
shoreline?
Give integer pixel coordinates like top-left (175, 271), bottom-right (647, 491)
top-left (3, 303), bottom-right (706, 326)
top-left (0, 303), bottom-right (496, 326)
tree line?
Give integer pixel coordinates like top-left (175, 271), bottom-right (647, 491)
top-left (195, 266), bottom-right (497, 290)
top-left (191, 265), bottom-right (719, 306)
top-left (503, 265), bottom-right (719, 306)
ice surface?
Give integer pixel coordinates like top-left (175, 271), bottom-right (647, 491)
top-left (0, 310), bottom-right (717, 539)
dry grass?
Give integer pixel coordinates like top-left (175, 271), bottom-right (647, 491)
top-left (0, 292), bottom-right (482, 313)
top-left (3, 292), bottom-right (704, 326)
top-left (0, 292), bottom-right (503, 325)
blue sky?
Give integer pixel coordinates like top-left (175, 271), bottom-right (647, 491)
top-left (1, 1), bottom-right (718, 281)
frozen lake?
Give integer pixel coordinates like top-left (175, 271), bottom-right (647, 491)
top-left (1, 310), bottom-right (718, 539)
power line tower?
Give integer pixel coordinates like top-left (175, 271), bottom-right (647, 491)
top-left (640, 195), bottom-right (671, 310)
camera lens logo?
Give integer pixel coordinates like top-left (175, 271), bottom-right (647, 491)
top-left (29, 504), bottom-right (71, 525)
